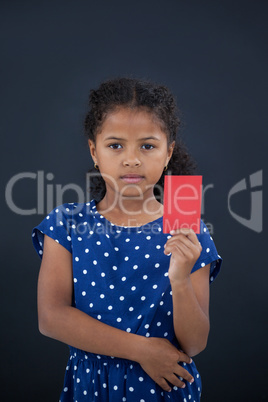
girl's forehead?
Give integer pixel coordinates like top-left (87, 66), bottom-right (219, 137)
top-left (98, 108), bottom-right (167, 137)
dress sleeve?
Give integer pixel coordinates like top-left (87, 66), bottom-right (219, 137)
top-left (31, 203), bottom-right (75, 259)
top-left (191, 220), bottom-right (222, 283)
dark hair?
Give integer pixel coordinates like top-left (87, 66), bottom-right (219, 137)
top-left (84, 77), bottom-right (196, 202)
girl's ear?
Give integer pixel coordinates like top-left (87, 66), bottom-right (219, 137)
top-left (88, 139), bottom-right (97, 163)
top-left (167, 141), bottom-right (175, 163)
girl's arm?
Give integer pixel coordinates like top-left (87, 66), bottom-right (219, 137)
top-left (38, 234), bottom-right (194, 392)
top-left (164, 229), bottom-right (211, 357)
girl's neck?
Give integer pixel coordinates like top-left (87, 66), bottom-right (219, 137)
top-left (96, 192), bottom-right (163, 227)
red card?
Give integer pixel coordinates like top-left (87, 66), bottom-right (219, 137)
top-left (163, 175), bottom-right (202, 233)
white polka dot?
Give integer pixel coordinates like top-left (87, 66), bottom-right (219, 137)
top-left (145, 254), bottom-right (150, 258)
top-left (93, 260), bottom-right (97, 265)
top-left (133, 265), bottom-right (138, 269)
top-left (97, 315), bottom-right (101, 320)
top-left (146, 236), bottom-right (151, 240)
top-left (153, 284), bottom-right (158, 289)
top-left (137, 315), bottom-right (142, 319)
top-left (121, 276), bottom-right (126, 281)
top-left (83, 270), bottom-right (87, 274)
top-left (141, 296), bottom-right (146, 301)
top-left (64, 387), bottom-right (68, 392)
top-left (46, 216), bottom-right (50, 220)
top-left (204, 227), bottom-right (207, 232)
top-left (117, 317), bottom-right (122, 322)
top-left (167, 311), bottom-right (171, 315)
top-left (129, 306), bottom-right (134, 311)
top-left (85, 248), bottom-right (89, 253)
top-left (157, 322), bottom-right (161, 326)
top-left (119, 296), bottom-right (125, 301)
top-left (83, 390), bottom-right (87, 395)
top-left (114, 385), bottom-right (118, 390)
top-left (89, 303), bottom-right (93, 308)
top-left (201, 262), bottom-right (205, 267)
top-left (91, 282), bottom-right (96, 286)
top-left (164, 272), bottom-right (168, 276)
top-left (150, 304), bottom-right (154, 308)
top-left (50, 226), bottom-right (53, 231)
top-left (72, 224), bottom-right (76, 229)
top-left (74, 278), bottom-right (77, 283)
top-left (104, 252), bottom-right (109, 257)
top-left (67, 236), bottom-right (71, 241)
top-left (114, 247), bottom-right (119, 251)
top-left (86, 368), bottom-right (90, 373)
top-left (139, 376), bottom-right (144, 381)
top-left (96, 241), bottom-right (101, 245)
top-left (103, 383), bottom-right (107, 388)
top-left (108, 305), bottom-right (113, 310)
top-left (155, 263), bottom-right (160, 268)
top-left (82, 291), bottom-right (86, 296)
top-left (110, 284), bottom-right (115, 289)
top-left (39, 250), bottom-right (43, 255)
top-left (206, 248), bottom-right (210, 253)
top-left (125, 238), bottom-right (130, 242)
top-left (160, 301), bottom-right (164, 305)
top-left (150, 389), bottom-right (155, 394)
top-left (77, 378), bottom-right (80, 383)
top-left (146, 332), bottom-right (150, 337)
top-left (100, 294), bottom-right (105, 299)
top-left (131, 286), bottom-right (136, 291)
top-left (135, 246), bottom-right (140, 250)
top-left (156, 245), bottom-right (161, 249)
top-left (144, 324), bottom-right (149, 329)
top-left (113, 266), bottom-right (117, 270)
top-left (124, 256), bottom-right (129, 261)
top-left (129, 387), bottom-right (134, 392)
top-left (75, 257), bottom-right (79, 262)
top-left (101, 272), bottom-right (105, 277)
top-left (78, 237), bottom-right (82, 241)
top-left (94, 391), bottom-right (98, 396)
top-left (143, 275), bottom-right (148, 280)
top-left (126, 328), bottom-right (131, 332)
top-left (164, 332), bottom-right (168, 336)
top-left (59, 221), bottom-right (63, 225)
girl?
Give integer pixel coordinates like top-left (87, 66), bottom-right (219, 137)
top-left (32, 77), bottom-right (222, 402)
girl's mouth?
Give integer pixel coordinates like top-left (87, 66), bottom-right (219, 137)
top-left (120, 175), bottom-right (144, 184)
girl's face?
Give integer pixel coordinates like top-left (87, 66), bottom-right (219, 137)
top-left (88, 108), bottom-right (174, 201)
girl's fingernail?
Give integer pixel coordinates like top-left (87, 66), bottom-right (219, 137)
top-left (170, 230), bottom-right (175, 234)
top-left (190, 358), bottom-right (193, 363)
top-left (190, 378), bottom-right (194, 383)
top-left (181, 384), bottom-right (186, 388)
top-left (168, 389), bottom-right (172, 392)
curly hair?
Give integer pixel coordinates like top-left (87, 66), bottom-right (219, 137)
top-left (84, 77), bottom-right (196, 202)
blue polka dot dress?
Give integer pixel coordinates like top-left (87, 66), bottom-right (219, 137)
top-left (32, 200), bottom-right (222, 402)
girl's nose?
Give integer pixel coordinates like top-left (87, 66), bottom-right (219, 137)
top-left (122, 152), bottom-right (141, 167)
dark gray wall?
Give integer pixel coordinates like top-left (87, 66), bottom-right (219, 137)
top-left (1, 1), bottom-right (267, 401)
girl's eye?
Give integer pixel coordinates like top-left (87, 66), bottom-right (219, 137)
top-left (142, 144), bottom-right (154, 150)
top-left (109, 143), bottom-right (122, 150)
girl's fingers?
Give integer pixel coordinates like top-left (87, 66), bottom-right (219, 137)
top-left (156, 378), bottom-right (173, 392)
top-left (174, 366), bottom-right (194, 384)
top-left (170, 228), bottom-right (201, 248)
top-left (165, 373), bottom-right (186, 389)
top-left (177, 350), bottom-right (192, 364)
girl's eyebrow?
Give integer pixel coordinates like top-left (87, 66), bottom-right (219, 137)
top-left (104, 136), bottom-right (161, 141)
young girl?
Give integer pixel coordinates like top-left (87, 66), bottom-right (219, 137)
top-left (32, 77), bottom-right (222, 402)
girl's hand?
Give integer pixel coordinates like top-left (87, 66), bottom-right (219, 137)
top-left (138, 337), bottom-right (194, 392)
top-left (164, 228), bottom-right (202, 283)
